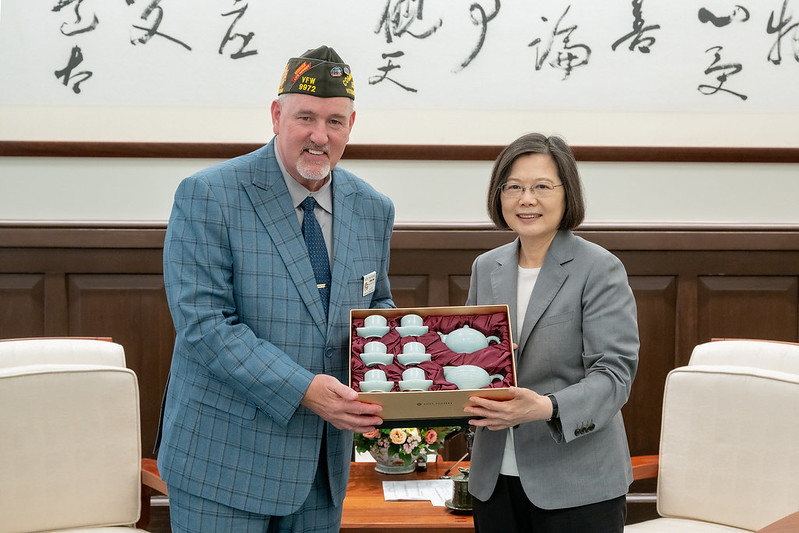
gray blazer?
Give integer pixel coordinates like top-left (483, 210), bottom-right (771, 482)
top-left (158, 139), bottom-right (395, 516)
top-left (466, 230), bottom-right (639, 509)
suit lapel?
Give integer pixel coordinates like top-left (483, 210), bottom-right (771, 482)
top-left (242, 142), bottom-right (329, 333)
top-left (489, 240), bottom-right (520, 340)
top-left (328, 172), bottom-right (360, 334)
top-left (516, 231), bottom-right (572, 356)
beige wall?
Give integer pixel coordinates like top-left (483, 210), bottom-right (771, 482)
top-left (1, 105), bottom-right (797, 226)
top-left (1, 155), bottom-right (797, 226)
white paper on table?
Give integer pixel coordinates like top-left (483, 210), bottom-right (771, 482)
top-left (382, 479), bottom-right (453, 507)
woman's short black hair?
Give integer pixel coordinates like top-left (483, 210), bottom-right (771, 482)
top-left (486, 133), bottom-right (585, 231)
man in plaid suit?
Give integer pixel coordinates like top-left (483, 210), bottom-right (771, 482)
top-left (158, 45), bottom-right (392, 532)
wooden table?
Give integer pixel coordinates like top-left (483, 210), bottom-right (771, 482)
top-left (341, 461), bottom-right (475, 532)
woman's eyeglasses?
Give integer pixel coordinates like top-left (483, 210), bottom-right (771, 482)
top-left (498, 182), bottom-right (564, 199)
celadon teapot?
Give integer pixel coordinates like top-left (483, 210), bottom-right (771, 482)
top-left (443, 365), bottom-right (504, 390)
top-left (437, 325), bottom-right (500, 353)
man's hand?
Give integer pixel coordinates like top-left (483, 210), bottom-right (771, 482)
top-left (463, 386), bottom-right (552, 430)
top-left (301, 374), bottom-right (383, 433)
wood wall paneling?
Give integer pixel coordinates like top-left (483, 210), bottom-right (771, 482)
top-left (1, 225), bottom-right (797, 460)
top-left (386, 275), bottom-right (429, 309)
top-left (67, 274), bottom-right (174, 456)
top-left (448, 275), bottom-right (471, 307)
top-left (0, 231), bottom-right (174, 458)
top-left (624, 276), bottom-right (678, 455)
top-left (0, 274), bottom-right (46, 339)
top-left (389, 249), bottom-right (490, 307)
top-left (3, 141), bottom-right (799, 163)
top-left (697, 276), bottom-right (799, 342)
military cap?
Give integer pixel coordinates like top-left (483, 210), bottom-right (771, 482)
top-left (277, 45), bottom-right (354, 100)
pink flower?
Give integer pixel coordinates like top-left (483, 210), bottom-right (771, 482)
top-left (362, 429), bottom-right (380, 439)
top-left (390, 428), bottom-right (407, 444)
top-left (425, 430), bottom-right (438, 444)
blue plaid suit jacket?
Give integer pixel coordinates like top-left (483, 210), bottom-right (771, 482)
top-left (158, 139), bottom-right (395, 516)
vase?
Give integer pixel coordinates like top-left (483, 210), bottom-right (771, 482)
top-left (368, 446), bottom-right (417, 474)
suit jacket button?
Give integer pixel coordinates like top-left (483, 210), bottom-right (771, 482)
top-left (574, 429), bottom-right (580, 436)
top-left (588, 424), bottom-right (595, 431)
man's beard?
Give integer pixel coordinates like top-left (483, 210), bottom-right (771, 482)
top-left (297, 144), bottom-right (331, 181)
top-left (298, 160), bottom-right (330, 181)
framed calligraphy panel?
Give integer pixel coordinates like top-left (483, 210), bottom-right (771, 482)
top-left (0, 0), bottom-right (797, 151)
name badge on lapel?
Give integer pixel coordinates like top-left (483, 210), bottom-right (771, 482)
top-left (363, 271), bottom-right (376, 296)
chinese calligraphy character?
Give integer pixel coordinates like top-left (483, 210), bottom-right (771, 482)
top-left (372, 0), bottom-right (440, 93)
top-left (698, 5), bottom-right (750, 27)
top-left (130, 0), bottom-right (192, 51)
top-left (698, 46), bottom-right (747, 100)
top-left (529, 6), bottom-right (592, 80)
top-left (368, 51), bottom-right (418, 92)
top-left (51, 0), bottom-right (99, 36)
top-left (219, 1), bottom-right (258, 59)
top-left (375, 0), bottom-right (442, 44)
top-left (767, 0), bottom-right (799, 65)
top-left (54, 45), bottom-right (93, 94)
top-left (455, 0), bottom-right (501, 71)
top-left (612, 0), bottom-right (660, 54)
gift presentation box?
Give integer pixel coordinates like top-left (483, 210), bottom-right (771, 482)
top-left (349, 305), bottom-right (516, 427)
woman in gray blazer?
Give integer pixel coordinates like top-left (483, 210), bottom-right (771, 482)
top-left (463, 133), bottom-right (639, 532)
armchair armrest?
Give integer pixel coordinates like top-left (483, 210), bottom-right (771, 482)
top-left (755, 510), bottom-right (799, 533)
top-left (141, 458), bottom-right (167, 495)
top-left (628, 455), bottom-right (798, 532)
top-left (631, 454), bottom-right (659, 481)
top-left (138, 458), bottom-right (168, 530)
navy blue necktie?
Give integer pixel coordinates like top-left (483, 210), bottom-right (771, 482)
top-left (301, 196), bottom-right (331, 315)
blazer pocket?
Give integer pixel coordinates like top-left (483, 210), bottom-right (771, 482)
top-left (538, 310), bottom-right (574, 328)
top-left (190, 374), bottom-right (258, 421)
top-left (347, 277), bottom-right (374, 308)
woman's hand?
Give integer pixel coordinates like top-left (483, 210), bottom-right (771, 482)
top-left (464, 386), bottom-right (553, 430)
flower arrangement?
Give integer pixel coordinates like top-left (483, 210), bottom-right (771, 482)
top-left (354, 426), bottom-right (460, 462)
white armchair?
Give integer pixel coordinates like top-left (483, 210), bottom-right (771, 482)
top-left (0, 337), bottom-right (124, 369)
top-left (0, 337), bottom-right (164, 532)
top-left (626, 339), bottom-right (799, 532)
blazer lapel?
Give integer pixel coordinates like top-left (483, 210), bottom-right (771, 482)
top-left (516, 231), bottom-right (572, 355)
top-left (243, 142), bottom-right (328, 332)
top-left (327, 171), bottom-right (361, 334)
top-left (489, 241), bottom-right (520, 341)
